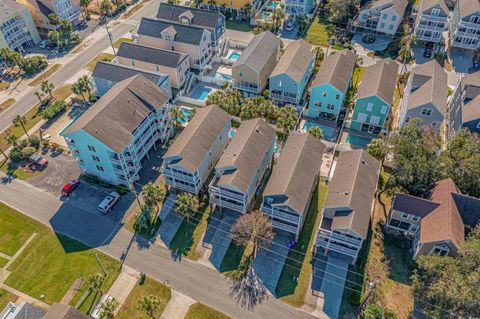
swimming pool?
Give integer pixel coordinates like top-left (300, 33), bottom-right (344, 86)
top-left (179, 107), bottom-right (192, 126)
top-left (262, 11), bottom-right (272, 20)
top-left (345, 133), bottom-right (372, 148)
top-left (216, 73), bottom-right (232, 81)
top-left (229, 129), bottom-right (236, 139)
top-left (228, 52), bottom-right (241, 61)
top-left (274, 144), bottom-right (279, 154)
top-left (267, 1), bottom-right (278, 9)
top-left (303, 121), bottom-right (336, 141)
top-left (190, 86), bottom-right (212, 101)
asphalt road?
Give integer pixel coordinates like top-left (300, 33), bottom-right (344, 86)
top-left (0, 175), bottom-right (317, 319)
top-left (0, 0), bottom-right (160, 133)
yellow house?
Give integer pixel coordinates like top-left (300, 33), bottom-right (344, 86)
top-left (202, 0), bottom-right (253, 11)
top-left (0, 0), bottom-right (40, 51)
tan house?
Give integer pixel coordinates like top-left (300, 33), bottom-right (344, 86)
top-left (116, 42), bottom-right (190, 89)
top-left (387, 178), bottom-right (480, 259)
top-left (0, 0), bottom-right (40, 51)
top-left (18, 0), bottom-right (80, 34)
top-left (136, 17), bottom-right (212, 71)
top-left (232, 31), bottom-right (281, 96)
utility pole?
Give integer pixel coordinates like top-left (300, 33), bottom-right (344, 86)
top-left (357, 281), bottom-right (377, 313)
top-left (95, 0), bottom-right (117, 57)
top-left (94, 252), bottom-right (108, 275)
top-left (129, 182), bottom-right (142, 207)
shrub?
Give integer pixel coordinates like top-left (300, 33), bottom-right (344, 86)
top-left (115, 184), bottom-right (129, 195)
top-left (19, 139), bottom-right (29, 149)
top-left (21, 56), bottom-right (48, 75)
top-left (42, 139), bottom-right (50, 148)
top-left (21, 146), bottom-right (36, 159)
top-left (42, 100), bottom-right (67, 120)
top-left (9, 147), bottom-right (22, 162)
top-left (29, 135), bottom-right (40, 148)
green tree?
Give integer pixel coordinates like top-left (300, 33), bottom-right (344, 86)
top-left (134, 205), bottom-right (152, 233)
top-left (205, 90), bottom-right (243, 116)
top-left (41, 80), bottom-right (54, 100)
top-left (327, 0), bottom-right (358, 24)
top-left (174, 192), bottom-right (199, 222)
top-left (362, 304), bottom-right (397, 319)
top-left (231, 210), bottom-right (274, 258)
top-left (141, 182), bottom-right (165, 210)
top-left (367, 138), bottom-right (388, 163)
top-left (99, 297), bottom-right (117, 319)
top-left (314, 47), bottom-right (324, 72)
top-left (48, 13), bottom-right (60, 25)
top-left (6, 134), bottom-right (18, 147)
top-left (307, 126), bottom-right (323, 140)
top-left (169, 106), bottom-right (185, 126)
top-left (34, 91), bottom-right (44, 105)
top-left (137, 295), bottom-right (161, 319)
top-left (277, 105), bottom-right (298, 135)
top-left (80, 0), bottom-right (92, 20)
top-left (79, 75), bottom-right (92, 98)
top-left (87, 273), bottom-right (105, 315)
top-left (100, 0), bottom-right (113, 18)
top-left (13, 115), bottom-right (29, 138)
top-left (72, 81), bottom-right (86, 101)
top-left (48, 30), bottom-right (61, 48)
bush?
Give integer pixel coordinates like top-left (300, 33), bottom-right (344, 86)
top-left (42, 100), bottom-right (67, 120)
top-left (362, 33), bottom-right (376, 44)
top-left (115, 184), bottom-right (130, 195)
top-left (29, 135), bottom-right (40, 149)
top-left (349, 290), bottom-right (362, 306)
top-left (21, 146), bottom-right (36, 159)
top-left (21, 56), bottom-right (48, 75)
top-left (19, 139), bottom-right (29, 149)
top-left (9, 147), bottom-right (22, 162)
top-left (42, 139), bottom-right (50, 148)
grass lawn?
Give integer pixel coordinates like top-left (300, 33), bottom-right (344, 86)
top-left (226, 20), bottom-right (252, 32)
top-left (185, 302), bottom-right (232, 319)
top-left (0, 98), bottom-right (15, 113)
top-left (0, 81), bottom-right (10, 91)
top-left (0, 161), bottom-right (42, 180)
top-left (2, 203), bottom-right (120, 308)
top-left (0, 288), bottom-right (18, 311)
top-left (276, 179), bottom-right (328, 307)
top-left (306, 15), bottom-right (333, 47)
top-left (117, 276), bottom-right (171, 319)
top-left (53, 84), bottom-right (73, 101)
top-left (0, 256), bottom-right (8, 268)
top-left (85, 53), bottom-right (115, 72)
top-left (0, 105), bottom-right (42, 151)
top-left (113, 37), bottom-right (134, 48)
top-left (29, 64), bottom-right (61, 87)
top-left (121, 0), bottom-right (147, 19)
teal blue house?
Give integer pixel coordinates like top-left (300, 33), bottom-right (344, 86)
top-left (350, 59), bottom-right (398, 134)
top-left (307, 50), bottom-right (356, 121)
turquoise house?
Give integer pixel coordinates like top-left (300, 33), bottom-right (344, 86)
top-left (307, 50), bottom-right (356, 121)
top-left (350, 59), bottom-right (398, 134)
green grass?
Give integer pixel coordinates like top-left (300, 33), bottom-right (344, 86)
top-left (2, 203), bottom-right (120, 307)
top-left (0, 98), bottom-right (15, 113)
top-left (0, 256), bottom-right (8, 268)
top-left (29, 64), bottom-right (61, 87)
top-left (0, 81), bottom-right (10, 91)
top-left (185, 302), bottom-right (232, 319)
top-left (306, 15), bottom-right (333, 47)
top-left (276, 179), bottom-right (328, 307)
top-left (117, 276), bottom-right (171, 319)
top-left (188, 205), bottom-right (211, 261)
top-left (0, 288), bottom-right (17, 311)
top-left (113, 37), bottom-right (134, 49)
top-left (226, 20), bottom-right (252, 32)
top-left (85, 53), bottom-right (115, 72)
top-left (0, 104), bottom-right (42, 151)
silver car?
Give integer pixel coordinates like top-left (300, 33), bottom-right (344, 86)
top-left (98, 192), bottom-right (121, 213)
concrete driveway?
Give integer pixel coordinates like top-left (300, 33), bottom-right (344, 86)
top-left (411, 43), bottom-right (434, 65)
top-left (352, 33), bottom-right (392, 52)
top-left (157, 193), bottom-right (183, 247)
top-left (450, 48), bottom-right (473, 73)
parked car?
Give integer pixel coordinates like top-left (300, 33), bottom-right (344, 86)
top-left (62, 179), bottom-right (80, 196)
top-left (28, 154), bottom-right (48, 169)
top-left (39, 40), bottom-right (50, 48)
top-left (423, 47), bottom-right (432, 58)
top-left (98, 192), bottom-right (121, 213)
top-left (285, 21), bottom-right (295, 32)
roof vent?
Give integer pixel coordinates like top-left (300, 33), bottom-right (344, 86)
top-left (344, 192), bottom-right (349, 195)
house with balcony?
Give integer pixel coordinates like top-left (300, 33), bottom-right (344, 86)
top-left (449, 0), bottom-right (480, 50)
top-left (269, 39), bottom-right (315, 107)
top-left (116, 42), bottom-right (190, 90)
top-left (398, 59), bottom-right (447, 130)
top-left (415, 0), bottom-right (449, 44)
top-left (0, 0), bottom-right (40, 51)
top-left (162, 105), bottom-right (231, 195)
top-left (137, 17), bottom-right (212, 71)
top-left (307, 50), bottom-right (356, 121)
top-left (209, 118), bottom-right (276, 213)
top-left (19, 0), bottom-right (81, 34)
top-left (156, 3), bottom-right (226, 54)
top-left (232, 31), bottom-right (281, 97)
top-left (350, 58), bottom-right (398, 134)
top-left (448, 71), bottom-right (480, 136)
top-left (284, 0), bottom-right (316, 16)
top-left (92, 61), bottom-right (172, 99)
top-left (387, 178), bottom-right (480, 259)
top-left (261, 133), bottom-right (325, 239)
top-left (200, 0), bottom-right (255, 14)
top-left (354, 0), bottom-right (407, 36)
top-left (315, 149), bottom-right (381, 263)
top-left (61, 75), bottom-right (173, 186)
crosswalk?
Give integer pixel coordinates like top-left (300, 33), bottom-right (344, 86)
top-left (123, 19), bottom-right (140, 26)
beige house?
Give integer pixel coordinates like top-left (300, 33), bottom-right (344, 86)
top-left (232, 31), bottom-right (281, 96)
top-left (18, 0), bottom-right (80, 34)
top-left (0, 0), bottom-right (40, 50)
top-left (116, 42), bottom-right (190, 89)
top-left (387, 178), bottom-right (480, 259)
top-left (136, 17), bottom-right (212, 71)
top-left (355, 0), bottom-right (408, 36)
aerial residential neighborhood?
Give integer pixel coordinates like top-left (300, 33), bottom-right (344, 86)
top-left (0, 0), bottom-right (479, 318)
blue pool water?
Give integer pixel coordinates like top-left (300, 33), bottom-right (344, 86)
top-left (216, 73), bottom-right (232, 81)
top-left (228, 52), bottom-right (241, 61)
top-left (179, 108), bottom-right (192, 125)
top-left (303, 121), bottom-right (336, 141)
top-left (268, 1), bottom-right (278, 9)
top-left (262, 11), bottom-right (271, 20)
top-left (274, 145), bottom-right (279, 154)
top-left (191, 86), bottom-right (212, 100)
top-left (229, 129), bottom-right (236, 138)
top-left (345, 134), bottom-right (372, 148)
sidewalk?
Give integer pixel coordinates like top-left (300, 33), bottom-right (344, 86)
top-left (160, 290), bottom-right (195, 319)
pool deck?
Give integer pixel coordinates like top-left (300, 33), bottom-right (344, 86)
top-left (300, 116), bottom-right (341, 142)
top-left (339, 128), bottom-right (376, 149)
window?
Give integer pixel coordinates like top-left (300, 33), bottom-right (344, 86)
top-left (380, 22), bottom-right (385, 28)
top-left (401, 212), bottom-right (409, 219)
top-left (410, 224), bottom-right (418, 233)
top-left (96, 165), bottom-right (104, 172)
top-left (476, 122), bottom-right (480, 129)
top-left (327, 104), bottom-right (335, 110)
top-left (335, 94), bottom-right (340, 100)
top-left (267, 198), bottom-right (273, 204)
top-left (421, 108), bottom-right (433, 116)
top-left (366, 103), bottom-right (373, 112)
top-left (87, 145), bottom-right (96, 152)
top-left (357, 112), bottom-right (368, 122)
top-left (391, 15), bottom-right (397, 21)
top-left (370, 116), bottom-right (380, 125)
top-left (412, 215), bottom-right (420, 222)
top-left (380, 105), bottom-right (388, 114)
top-left (314, 101), bottom-right (322, 107)
top-left (91, 155), bottom-right (100, 162)
top-left (382, 13), bottom-right (387, 19)
top-left (389, 24), bottom-right (394, 30)
top-left (322, 91), bottom-right (327, 97)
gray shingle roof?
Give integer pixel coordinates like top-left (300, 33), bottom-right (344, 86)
top-left (233, 31), bottom-right (280, 73)
top-left (357, 58), bottom-right (399, 105)
top-left (361, 0), bottom-right (407, 15)
top-left (216, 118), bottom-right (276, 193)
top-left (392, 193), bottom-right (439, 217)
top-left (43, 304), bottom-right (90, 319)
top-left (156, 3), bottom-right (223, 29)
top-left (63, 75), bottom-right (169, 153)
top-left (163, 105), bottom-right (231, 172)
top-left (270, 39), bottom-right (315, 83)
top-left (138, 17), bottom-right (207, 46)
top-left (459, 0), bottom-right (480, 18)
top-left (12, 302), bottom-right (45, 319)
top-left (117, 42), bottom-right (187, 68)
top-left (325, 150), bottom-right (381, 239)
top-left (0, 0), bottom-right (28, 21)
top-left (419, 0), bottom-right (448, 14)
top-left (93, 61), bottom-right (164, 84)
top-left (312, 50), bottom-right (356, 92)
top-left (263, 133), bottom-right (325, 214)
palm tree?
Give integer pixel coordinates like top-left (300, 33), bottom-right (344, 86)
top-left (174, 192), bottom-right (199, 223)
top-left (34, 91), bottom-right (44, 105)
top-left (100, 0), bottom-right (113, 18)
top-left (141, 182), bottom-right (165, 210)
top-left (137, 295), bottom-right (160, 319)
top-left (48, 13), bottom-right (60, 26)
top-left (87, 273), bottom-right (104, 314)
top-left (207, 0), bottom-right (216, 9)
top-left (6, 134), bottom-right (18, 147)
top-left (99, 297), bottom-right (117, 319)
top-left (134, 206), bottom-right (152, 233)
top-left (13, 115), bottom-right (29, 138)
top-left (277, 105), bottom-right (298, 136)
top-left (79, 75), bottom-right (92, 99)
top-left (169, 107), bottom-right (185, 126)
top-left (72, 81), bottom-right (86, 101)
top-left (41, 80), bottom-right (54, 100)
top-left (80, 0), bottom-right (92, 20)
top-left (307, 126), bottom-right (323, 140)
top-left (48, 30), bottom-right (61, 48)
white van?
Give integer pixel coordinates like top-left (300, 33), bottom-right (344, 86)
top-left (98, 192), bottom-right (120, 213)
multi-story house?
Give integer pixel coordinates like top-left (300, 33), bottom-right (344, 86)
top-left (137, 17), bottom-right (212, 71)
top-left (269, 39), bottom-right (315, 107)
top-left (92, 61), bottom-right (171, 99)
top-left (209, 118), bottom-right (276, 213)
top-left (415, 0), bottom-right (449, 44)
top-left (350, 58), bottom-right (398, 134)
top-left (449, 0), bottom-right (480, 50)
top-left (448, 71), bottom-right (480, 136)
top-left (307, 50), bottom-right (356, 121)
top-left (398, 59), bottom-right (447, 130)
top-left (284, 0), bottom-right (316, 16)
top-left (61, 75), bottom-right (174, 186)
top-left (261, 133), bottom-right (325, 239)
top-left (315, 150), bottom-right (380, 263)
top-left (387, 178), bottom-right (480, 259)
top-left (19, 0), bottom-right (81, 34)
top-left (232, 31), bottom-right (281, 97)
top-left (354, 0), bottom-right (408, 36)
top-left (201, 0), bottom-right (254, 14)
top-left (162, 105), bottom-right (231, 195)
top-left (0, 0), bottom-right (40, 51)
top-left (156, 3), bottom-right (226, 54)
top-left (116, 42), bottom-right (190, 90)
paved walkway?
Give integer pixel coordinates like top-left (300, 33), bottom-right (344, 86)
top-left (107, 265), bottom-right (140, 314)
top-left (160, 290), bottom-right (195, 319)
top-left (60, 278), bottom-right (83, 305)
top-left (3, 233), bottom-right (37, 270)
top-left (0, 284), bottom-right (49, 308)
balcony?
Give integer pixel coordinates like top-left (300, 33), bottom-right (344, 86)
top-left (419, 14), bottom-right (447, 23)
top-left (270, 92), bottom-right (299, 104)
top-left (232, 81), bottom-right (260, 94)
top-left (272, 220), bottom-right (298, 234)
top-left (263, 205), bottom-right (300, 223)
top-left (209, 193), bottom-right (246, 212)
top-left (163, 168), bottom-right (196, 183)
top-left (318, 240), bottom-right (358, 258)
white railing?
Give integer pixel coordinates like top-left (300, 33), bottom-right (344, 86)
top-left (163, 169), bottom-right (196, 183)
top-left (209, 194), bottom-right (246, 212)
top-left (272, 220), bottom-right (298, 234)
top-left (270, 92), bottom-right (299, 104)
top-left (320, 241), bottom-right (358, 258)
top-left (232, 81), bottom-right (260, 93)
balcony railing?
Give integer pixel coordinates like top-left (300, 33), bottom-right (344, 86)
top-left (165, 179), bottom-right (197, 194)
top-left (209, 193), bottom-right (246, 212)
top-left (263, 206), bottom-right (300, 223)
top-left (318, 240), bottom-right (358, 258)
top-left (232, 81), bottom-right (260, 93)
top-left (270, 92), bottom-right (299, 104)
top-left (272, 220), bottom-right (298, 234)
top-left (419, 14), bottom-right (447, 23)
top-left (163, 168), bottom-right (196, 182)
